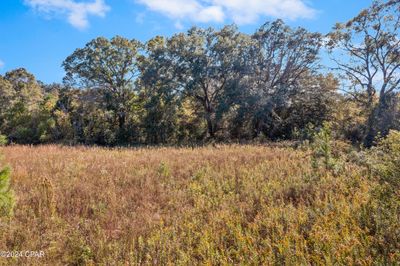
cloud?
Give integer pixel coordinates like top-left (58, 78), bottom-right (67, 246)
top-left (0, 59), bottom-right (4, 69)
top-left (24, 0), bottom-right (110, 29)
top-left (135, 12), bottom-right (146, 24)
top-left (174, 21), bottom-right (184, 30)
top-left (137, 0), bottom-right (316, 27)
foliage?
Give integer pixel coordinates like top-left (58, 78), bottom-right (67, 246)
top-left (360, 130), bottom-right (400, 263)
top-left (234, 20), bottom-right (323, 140)
top-left (0, 135), bottom-right (7, 146)
top-left (310, 122), bottom-right (343, 174)
top-left (0, 161), bottom-right (14, 217)
top-left (0, 1), bottom-right (398, 147)
top-left (368, 130), bottom-right (400, 188)
top-left (163, 25), bottom-right (249, 139)
top-left (63, 36), bottom-right (143, 143)
top-left (327, 0), bottom-right (400, 146)
top-left (0, 68), bottom-right (46, 144)
top-left (0, 1), bottom-right (398, 264)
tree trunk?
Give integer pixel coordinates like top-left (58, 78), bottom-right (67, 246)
top-left (364, 94), bottom-right (394, 147)
top-left (364, 112), bottom-right (377, 148)
top-left (206, 113), bottom-right (215, 138)
top-left (203, 98), bottom-right (216, 139)
top-left (118, 111), bottom-right (127, 143)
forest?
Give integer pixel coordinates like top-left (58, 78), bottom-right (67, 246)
top-left (0, 0), bottom-right (398, 147)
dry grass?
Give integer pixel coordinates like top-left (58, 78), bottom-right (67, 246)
top-left (0, 145), bottom-right (383, 265)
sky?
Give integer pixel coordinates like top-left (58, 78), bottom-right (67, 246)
top-left (0, 0), bottom-right (374, 84)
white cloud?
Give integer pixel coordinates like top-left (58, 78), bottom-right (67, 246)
top-left (24, 0), bottom-right (110, 29)
top-left (197, 6), bottom-right (224, 23)
top-left (137, 0), bottom-right (316, 26)
top-left (135, 12), bottom-right (146, 24)
top-left (0, 59), bottom-right (4, 69)
top-left (174, 21), bottom-right (184, 30)
top-left (137, 0), bottom-right (204, 20)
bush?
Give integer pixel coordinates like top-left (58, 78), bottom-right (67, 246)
top-left (368, 130), bottom-right (400, 187)
top-left (310, 122), bottom-right (343, 174)
top-left (360, 130), bottom-right (400, 263)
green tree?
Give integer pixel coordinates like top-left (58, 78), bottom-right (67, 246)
top-left (0, 69), bottom-right (45, 143)
top-left (282, 72), bottom-right (339, 139)
top-left (0, 76), bottom-right (14, 130)
top-left (139, 36), bottom-right (182, 144)
top-left (63, 36), bottom-right (143, 143)
top-left (0, 162), bottom-right (14, 217)
top-left (3, 68), bottom-right (43, 111)
top-left (166, 25), bottom-right (248, 139)
top-left (237, 20), bottom-right (322, 139)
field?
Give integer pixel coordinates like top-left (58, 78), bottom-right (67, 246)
top-left (0, 144), bottom-right (395, 265)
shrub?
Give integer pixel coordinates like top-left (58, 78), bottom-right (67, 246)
top-left (368, 130), bottom-right (400, 188)
top-left (360, 130), bottom-right (400, 263)
top-left (310, 122), bottom-right (343, 174)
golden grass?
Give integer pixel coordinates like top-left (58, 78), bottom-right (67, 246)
top-left (0, 145), bottom-right (380, 265)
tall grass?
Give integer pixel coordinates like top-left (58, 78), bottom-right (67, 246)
top-left (0, 144), bottom-right (396, 265)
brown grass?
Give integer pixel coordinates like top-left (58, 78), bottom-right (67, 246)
top-left (0, 145), bottom-right (380, 265)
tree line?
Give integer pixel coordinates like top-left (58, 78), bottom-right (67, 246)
top-left (0, 0), bottom-right (399, 147)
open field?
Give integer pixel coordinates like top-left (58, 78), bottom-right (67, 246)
top-left (0, 145), bottom-right (396, 265)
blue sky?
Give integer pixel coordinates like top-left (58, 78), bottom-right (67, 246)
top-left (0, 0), bottom-right (373, 84)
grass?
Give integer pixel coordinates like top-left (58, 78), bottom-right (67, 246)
top-left (0, 144), bottom-right (394, 265)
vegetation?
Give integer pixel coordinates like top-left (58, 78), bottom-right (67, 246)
top-left (0, 0), bottom-right (398, 264)
top-left (0, 140), bottom-right (397, 265)
top-left (327, 0), bottom-right (400, 147)
top-left (0, 0), bottom-right (398, 146)
top-left (0, 150), bottom-right (14, 218)
top-left (361, 130), bottom-right (400, 264)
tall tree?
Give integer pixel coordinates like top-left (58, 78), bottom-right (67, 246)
top-left (3, 68), bottom-right (43, 112)
top-left (139, 36), bottom-right (183, 144)
top-left (0, 76), bottom-right (14, 128)
top-left (280, 72), bottom-right (339, 139)
top-left (327, 0), bottom-right (400, 146)
top-left (63, 36), bottom-right (143, 143)
top-left (240, 20), bottom-right (322, 138)
top-left (166, 25), bottom-right (249, 139)
top-left (0, 69), bottom-right (45, 143)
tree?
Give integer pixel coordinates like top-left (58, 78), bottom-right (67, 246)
top-left (0, 162), bottom-right (14, 217)
top-left (239, 20), bottom-right (322, 138)
top-left (139, 36), bottom-right (182, 144)
top-left (53, 87), bottom-right (121, 145)
top-left (63, 36), bottom-right (143, 143)
top-left (0, 69), bottom-right (45, 143)
top-left (0, 76), bottom-right (14, 128)
top-left (166, 25), bottom-right (249, 139)
top-left (3, 68), bottom-right (44, 111)
top-left (281, 72), bottom-right (339, 139)
top-left (327, 0), bottom-right (400, 146)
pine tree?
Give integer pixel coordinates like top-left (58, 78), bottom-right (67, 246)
top-left (0, 165), bottom-right (15, 217)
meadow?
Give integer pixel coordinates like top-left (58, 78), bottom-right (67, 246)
top-left (0, 142), bottom-right (398, 265)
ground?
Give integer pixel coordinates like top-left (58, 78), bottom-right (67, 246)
top-left (0, 145), bottom-right (380, 265)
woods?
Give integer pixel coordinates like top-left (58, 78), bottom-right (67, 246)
top-left (0, 0), bottom-right (398, 147)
